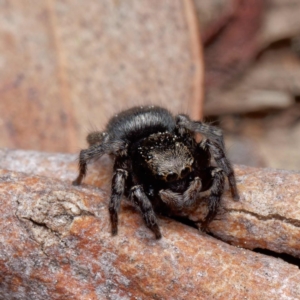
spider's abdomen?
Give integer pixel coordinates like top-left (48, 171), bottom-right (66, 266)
top-left (106, 106), bottom-right (176, 142)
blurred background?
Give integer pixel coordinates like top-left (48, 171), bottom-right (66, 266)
top-left (0, 0), bottom-right (299, 171)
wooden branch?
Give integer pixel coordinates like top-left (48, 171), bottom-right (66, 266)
top-left (0, 148), bottom-right (300, 298)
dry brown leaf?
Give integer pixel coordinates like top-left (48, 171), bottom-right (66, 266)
top-left (0, 0), bottom-right (203, 152)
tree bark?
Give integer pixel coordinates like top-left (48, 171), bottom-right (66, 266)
top-left (0, 148), bottom-right (300, 299)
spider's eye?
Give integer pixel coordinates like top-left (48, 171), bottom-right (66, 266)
top-left (157, 174), bottom-right (164, 180)
top-left (166, 172), bottom-right (178, 182)
top-left (180, 166), bottom-right (191, 178)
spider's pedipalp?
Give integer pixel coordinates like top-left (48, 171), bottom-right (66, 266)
top-left (183, 177), bottom-right (202, 207)
top-left (159, 189), bottom-right (182, 209)
top-left (159, 176), bottom-right (203, 211)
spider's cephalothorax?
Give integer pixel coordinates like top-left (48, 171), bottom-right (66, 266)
top-left (133, 132), bottom-right (194, 182)
top-left (73, 106), bottom-right (239, 239)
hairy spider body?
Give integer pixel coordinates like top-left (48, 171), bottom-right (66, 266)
top-left (73, 106), bottom-right (239, 239)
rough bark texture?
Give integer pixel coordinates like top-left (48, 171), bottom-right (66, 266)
top-left (192, 165), bottom-right (300, 258)
top-left (0, 149), bottom-right (300, 299)
top-left (1, 148), bottom-right (300, 258)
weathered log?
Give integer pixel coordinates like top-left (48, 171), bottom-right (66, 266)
top-left (1, 148), bottom-right (299, 258)
top-left (0, 169), bottom-right (300, 299)
top-left (0, 148), bottom-right (300, 298)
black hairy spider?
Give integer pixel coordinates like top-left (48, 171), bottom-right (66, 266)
top-left (73, 106), bottom-right (239, 239)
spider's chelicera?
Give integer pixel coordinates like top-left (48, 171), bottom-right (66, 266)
top-left (73, 106), bottom-right (239, 239)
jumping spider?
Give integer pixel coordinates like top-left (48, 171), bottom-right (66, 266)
top-left (73, 106), bottom-right (239, 239)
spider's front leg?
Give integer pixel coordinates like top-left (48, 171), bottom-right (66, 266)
top-left (130, 185), bottom-right (162, 239)
top-left (109, 168), bottom-right (128, 236)
top-left (207, 140), bottom-right (239, 200)
top-left (159, 177), bottom-right (202, 210)
top-left (201, 167), bottom-right (225, 231)
top-left (175, 114), bottom-right (239, 201)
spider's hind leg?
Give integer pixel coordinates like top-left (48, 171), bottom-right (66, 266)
top-left (72, 143), bottom-right (108, 186)
top-left (175, 114), bottom-right (225, 149)
top-left (87, 131), bottom-right (108, 146)
top-left (72, 133), bottom-right (117, 186)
